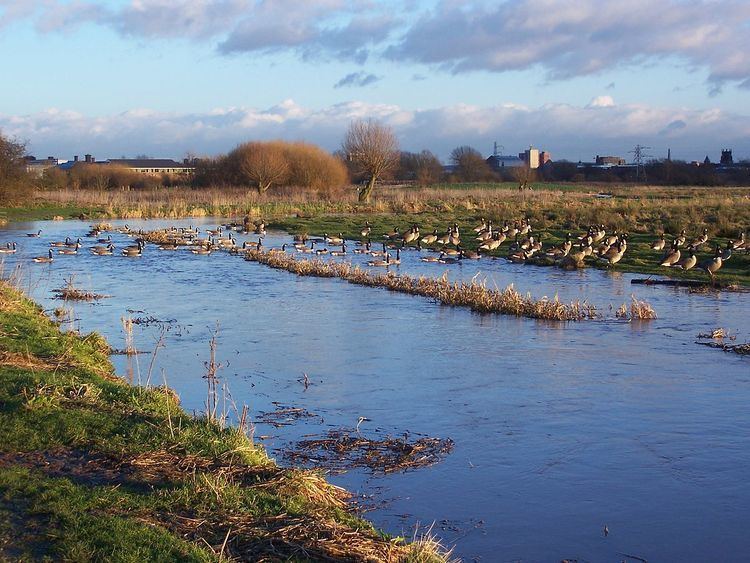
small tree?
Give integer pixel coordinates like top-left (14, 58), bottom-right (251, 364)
top-left (231, 142), bottom-right (290, 194)
top-left (342, 119), bottom-right (399, 202)
top-left (0, 131), bottom-right (31, 204)
top-left (398, 150), bottom-right (444, 185)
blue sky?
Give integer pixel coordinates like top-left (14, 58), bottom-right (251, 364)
top-left (1, 0), bottom-right (749, 162)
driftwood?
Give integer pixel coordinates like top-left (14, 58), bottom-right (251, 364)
top-left (630, 278), bottom-right (733, 289)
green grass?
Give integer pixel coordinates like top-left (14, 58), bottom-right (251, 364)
top-left (0, 203), bottom-right (104, 222)
top-left (0, 282), bottom-right (446, 561)
top-left (272, 208), bottom-right (750, 286)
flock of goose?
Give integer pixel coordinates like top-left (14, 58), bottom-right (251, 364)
top-left (1, 218), bottom-right (746, 280)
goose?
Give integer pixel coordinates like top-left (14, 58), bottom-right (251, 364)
top-left (674, 247), bottom-right (697, 270)
top-left (32, 249), bottom-right (54, 264)
top-left (650, 234), bottom-right (666, 251)
top-left (449, 224), bottom-right (461, 246)
top-left (369, 243), bottom-right (388, 258)
top-left (330, 243), bottom-right (347, 257)
top-left (123, 241), bottom-right (144, 257)
top-left (421, 254), bottom-right (441, 262)
top-left (599, 240), bottom-right (625, 266)
top-left (699, 246), bottom-right (723, 278)
top-left (353, 241), bottom-right (371, 255)
top-left (567, 243), bottom-right (591, 264)
top-left (479, 232), bottom-right (505, 252)
top-left (205, 227), bottom-right (222, 237)
top-left (389, 248), bottom-right (402, 264)
top-left (50, 237), bottom-right (71, 248)
top-left (360, 221), bottom-right (371, 238)
top-left (460, 248), bottom-right (481, 260)
top-left (690, 228), bottom-right (709, 249)
top-left (254, 221), bottom-right (266, 235)
top-left (403, 226), bottom-right (420, 244)
top-left (97, 234), bottom-right (112, 244)
top-left (659, 242), bottom-right (681, 267)
top-left (64, 237), bottom-right (82, 248)
top-left (33, 249), bottom-right (54, 263)
top-left (438, 252), bottom-right (459, 264)
top-left (603, 231), bottom-right (619, 247)
top-left (91, 243), bottom-right (115, 256)
top-left (158, 242), bottom-right (179, 250)
top-left (383, 227), bottom-right (400, 241)
top-left (0, 242), bottom-right (17, 254)
top-left (435, 228), bottom-right (452, 245)
top-left (473, 218), bottom-right (487, 233)
top-left (325, 233), bottom-right (344, 246)
top-left (731, 232), bottom-right (745, 250)
top-left (722, 240), bottom-right (734, 262)
top-left (315, 246), bottom-right (329, 255)
top-left (26, 229), bottom-right (42, 238)
top-left (421, 229), bottom-right (439, 245)
top-left (508, 249), bottom-right (532, 263)
top-left (592, 225), bottom-right (607, 243)
top-left (298, 241), bottom-right (316, 254)
top-left (440, 246), bottom-right (460, 257)
top-left (367, 252), bottom-right (390, 267)
top-left (674, 229), bottom-right (687, 247)
top-left (190, 245), bottom-right (211, 255)
top-left (546, 234), bottom-right (572, 258)
top-left (58, 243), bottom-right (81, 255)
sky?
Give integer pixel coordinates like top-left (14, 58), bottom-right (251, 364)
top-left (1, 0), bottom-right (749, 163)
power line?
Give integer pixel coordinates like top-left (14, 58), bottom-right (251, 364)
top-left (629, 144), bottom-right (652, 182)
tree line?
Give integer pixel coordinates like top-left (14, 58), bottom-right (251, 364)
top-left (2, 123), bottom-right (750, 206)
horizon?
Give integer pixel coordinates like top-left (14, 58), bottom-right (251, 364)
top-left (1, 0), bottom-right (749, 162)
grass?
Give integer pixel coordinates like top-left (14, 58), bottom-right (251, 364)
top-left (0, 281), bottom-right (448, 562)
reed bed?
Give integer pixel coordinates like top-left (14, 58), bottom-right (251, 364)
top-left (244, 250), bottom-right (601, 321)
top-left (52, 275), bottom-right (109, 301)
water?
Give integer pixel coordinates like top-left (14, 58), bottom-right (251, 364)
top-left (1, 218), bottom-right (748, 562)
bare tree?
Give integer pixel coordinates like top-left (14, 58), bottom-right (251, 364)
top-left (342, 119), bottom-right (399, 202)
top-left (450, 145), bottom-right (492, 182)
top-left (232, 142), bottom-right (290, 194)
top-left (0, 131), bottom-right (30, 204)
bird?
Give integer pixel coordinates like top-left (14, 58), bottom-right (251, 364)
top-left (674, 247), bottom-right (697, 270)
top-left (360, 221), bottom-right (371, 238)
top-left (421, 229), bottom-right (438, 245)
top-left (659, 242), bottom-right (681, 267)
top-left (91, 244), bottom-right (115, 256)
top-left (50, 237), bottom-right (71, 248)
top-left (58, 243), bottom-right (81, 255)
top-left (330, 243), bottom-right (347, 256)
top-left (367, 252), bottom-right (390, 267)
top-left (325, 233), bottom-right (344, 246)
top-left (650, 234), bottom-right (666, 251)
top-left (698, 245), bottom-right (723, 279)
top-left (674, 229), bottom-right (687, 247)
top-left (26, 229), bottom-right (42, 238)
top-left (689, 228), bottom-right (709, 249)
top-left (0, 242), bottom-right (17, 254)
top-left (33, 249), bottom-right (54, 263)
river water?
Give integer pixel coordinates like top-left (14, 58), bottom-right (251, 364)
top-left (1, 218), bottom-right (748, 562)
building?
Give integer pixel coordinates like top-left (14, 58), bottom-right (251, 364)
top-left (519, 147), bottom-right (540, 169)
top-left (24, 156), bottom-right (64, 177)
top-left (595, 155), bottom-right (626, 166)
top-left (720, 149), bottom-right (734, 166)
top-left (486, 154), bottom-right (525, 170)
top-left (106, 158), bottom-right (194, 175)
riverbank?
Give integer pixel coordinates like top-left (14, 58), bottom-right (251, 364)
top-left (0, 281), bottom-right (446, 561)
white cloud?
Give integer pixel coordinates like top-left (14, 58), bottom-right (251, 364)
top-left (3, 99), bottom-right (750, 162)
top-left (587, 96), bottom-right (615, 108)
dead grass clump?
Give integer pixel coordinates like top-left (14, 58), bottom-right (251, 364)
top-left (52, 276), bottom-right (109, 301)
top-left (256, 404), bottom-right (318, 427)
top-left (0, 350), bottom-right (55, 371)
top-left (697, 328), bottom-right (734, 340)
top-left (244, 249), bottom-right (599, 321)
top-left (696, 340), bottom-right (750, 356)
top-left (630, 297), bottom-right (657, 320)
top-left (285, 430), bottom-right (454, 474)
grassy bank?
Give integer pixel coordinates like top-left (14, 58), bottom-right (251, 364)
top-left (0, 281), bottom-right (445, 561)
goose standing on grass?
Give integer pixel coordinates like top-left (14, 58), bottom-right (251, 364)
top-left (674, 229), bottom-right (687, 248)
top-left (690, 228), bottom-right (709, 249)
top-left (674, 247), bottom-right (697, 270)
top-left (650, 234), bottom-right (666, 251)
top-left (33, 249), bottom-right (54, 263)
top-left (403, 226), bottom-right (420, 245)
top-left (360, 221), bottom-right (371, 238)
top-left (26, 229), bottom-right (42, 238)
top-left (699, 245), bottom-right (723, 279)
top-left (659, 241), bottom-right (681, 267)
top-left (421, 229), bottom-right (438, 245)
top-left (598, 240), bottom-right (626, 266)
top-left (731, 232), bottom-right (745, 251)
top-left (480, 232), bottom-right (505, 252)
top-left (0, 242), bottom-right (17, 254)
top-left (436, 228), bottom-right (452, 246)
